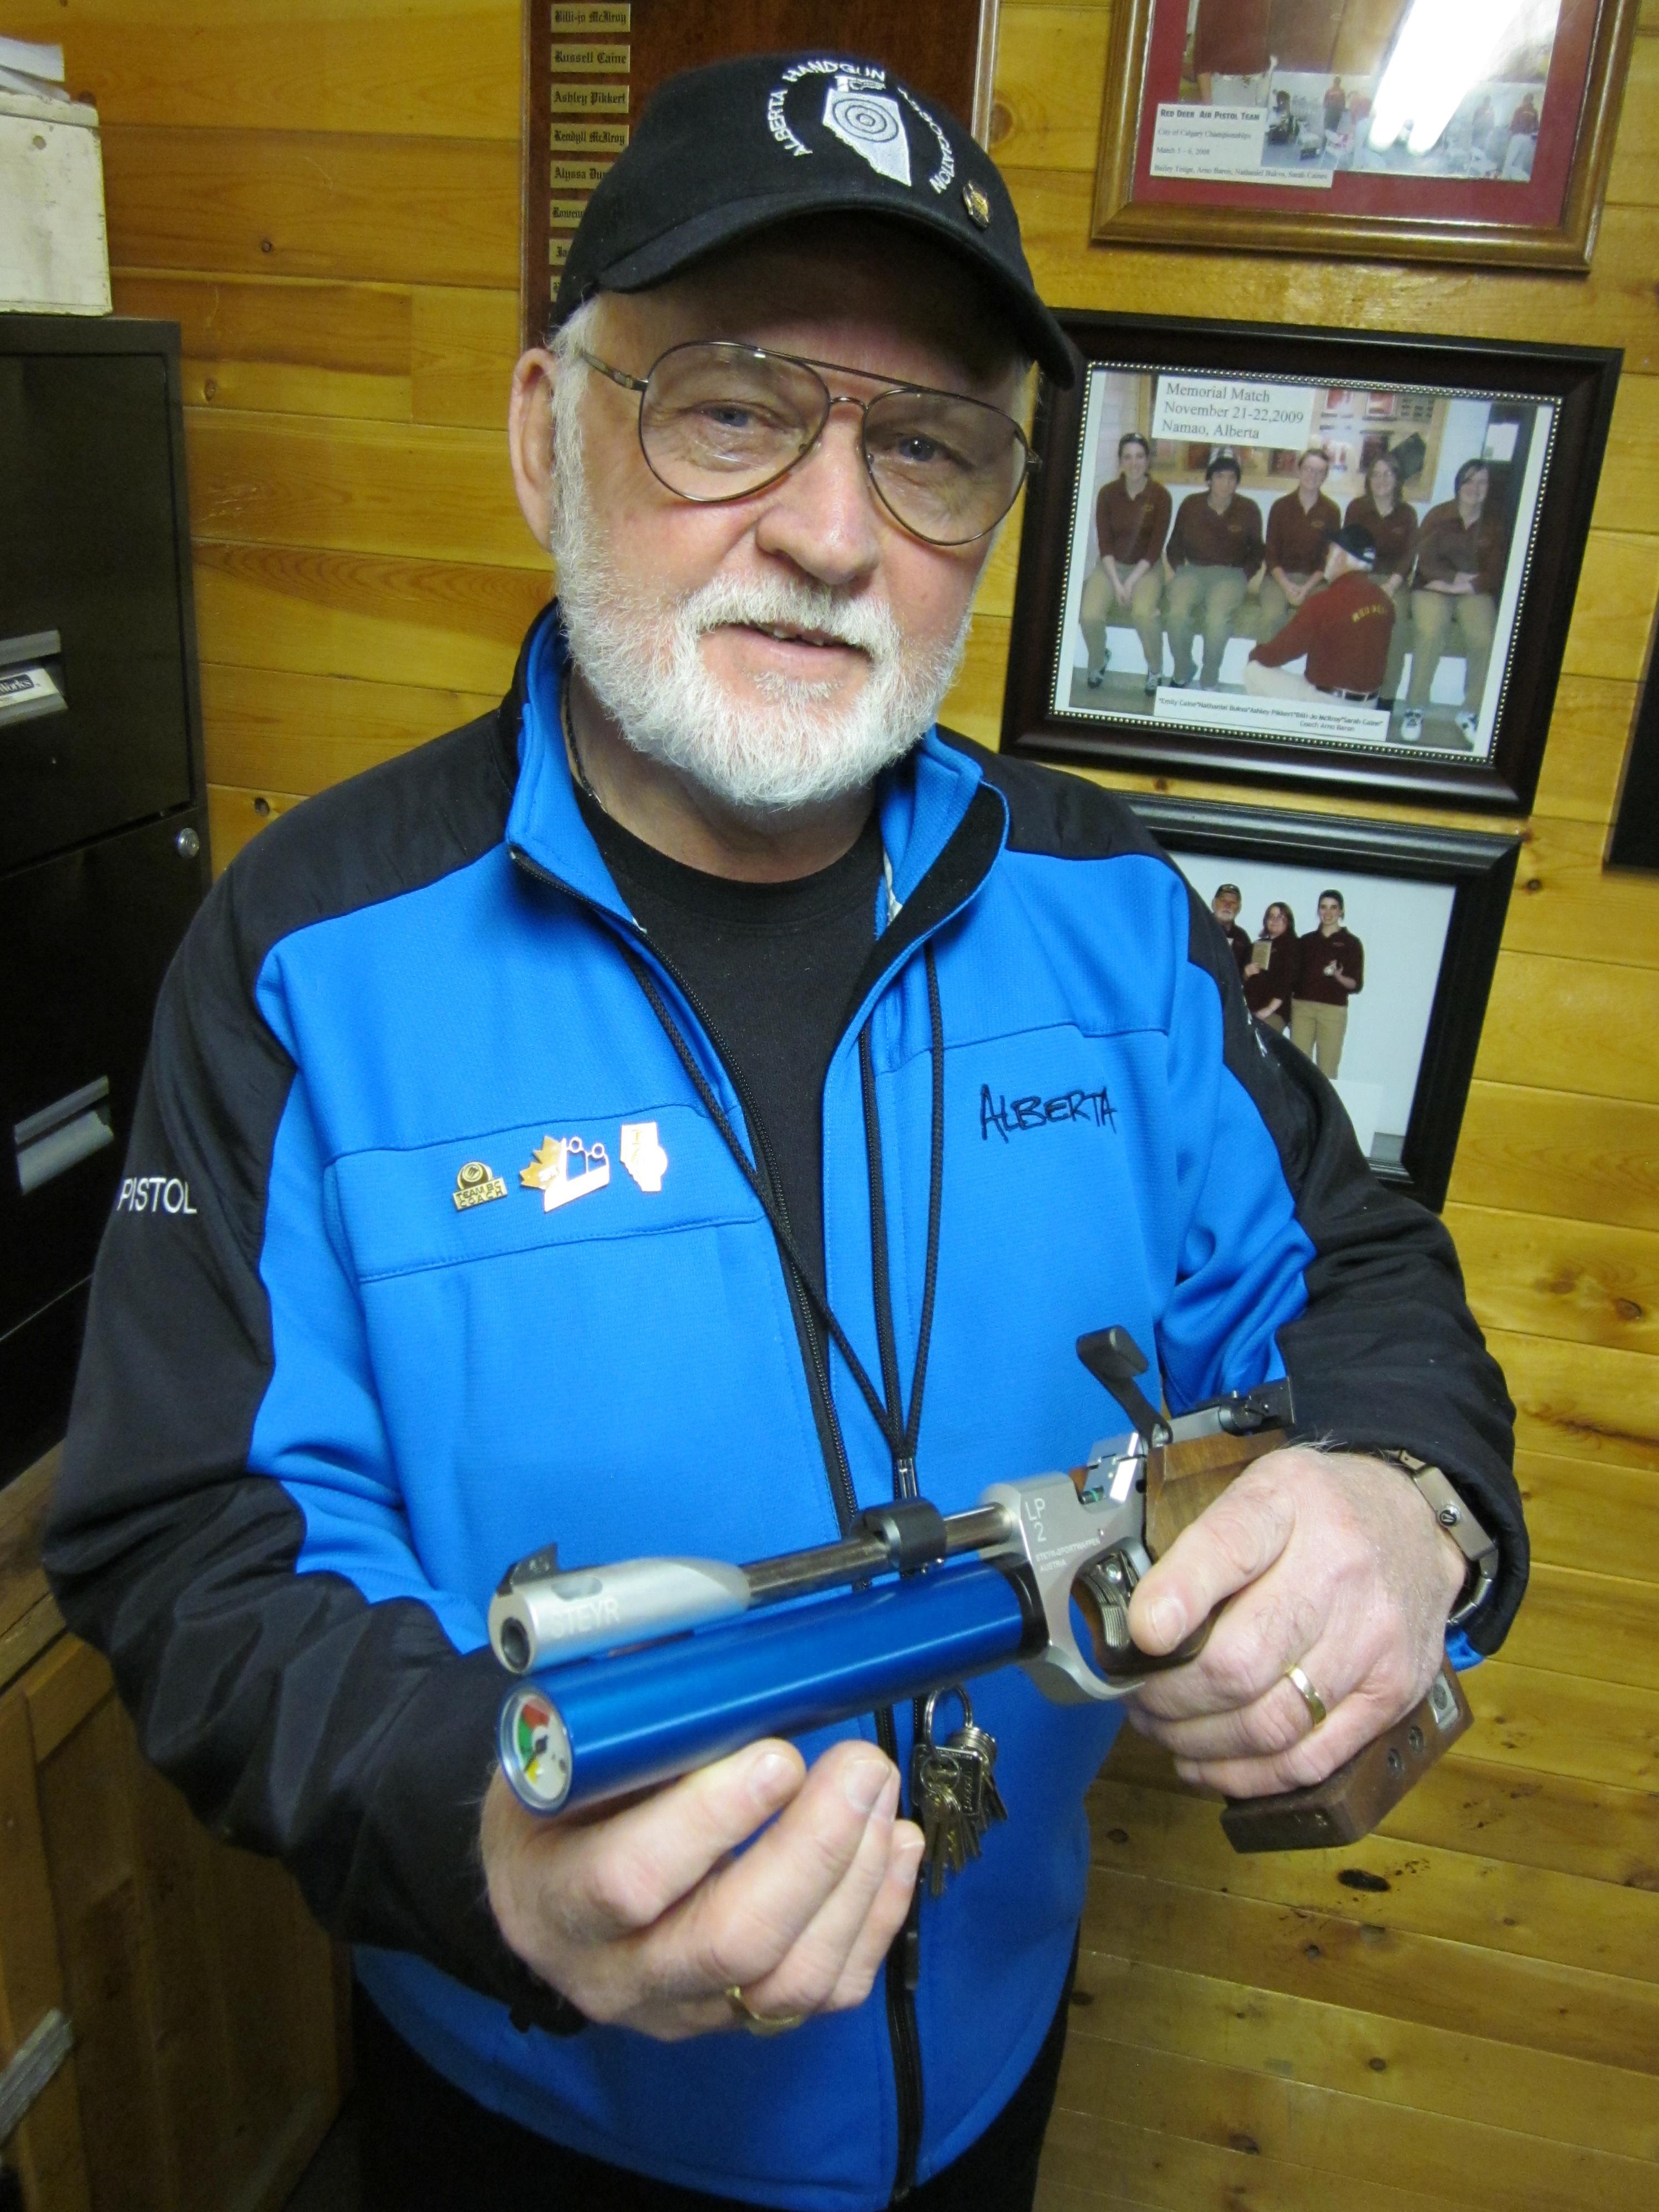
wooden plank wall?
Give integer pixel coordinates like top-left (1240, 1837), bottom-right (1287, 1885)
top-left (13, 1), bottom-right (1658, 2204)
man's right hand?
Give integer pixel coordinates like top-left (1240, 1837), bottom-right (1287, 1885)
top-left (481, 1738), bottom-right (924, 2041)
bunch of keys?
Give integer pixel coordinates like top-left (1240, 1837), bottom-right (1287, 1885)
top-left (909, 1685), bottom-right (1008, 1897)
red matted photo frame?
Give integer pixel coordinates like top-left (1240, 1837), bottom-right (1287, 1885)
top-left (1093, 0), bottom-right (1640, 270)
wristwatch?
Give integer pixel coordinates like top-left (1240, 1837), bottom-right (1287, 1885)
top-left (1370, 1450), bottom-right (1500, 1627)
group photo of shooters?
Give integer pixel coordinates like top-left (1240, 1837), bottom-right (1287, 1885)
top-left (1175, 0), bottom-right (1561, 185)
top-left (1174, 854), bottom-right (1456, 1174)
top-left (1054, 361), bottom-right (1557, 762)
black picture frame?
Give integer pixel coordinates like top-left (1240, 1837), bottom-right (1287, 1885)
top-left (1001, 312), bottom-right (1620, 814)
top-left (1126, 795), bottom-right (1520, 1211)
top-left (1606, 610), bottom-right (1659, 869)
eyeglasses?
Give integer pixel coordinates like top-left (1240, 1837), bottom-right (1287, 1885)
top-left (580, 340), bottom-right (1035, 547)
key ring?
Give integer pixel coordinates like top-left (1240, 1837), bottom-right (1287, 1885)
top-left (919, 1684), bottom-right (973, 1749)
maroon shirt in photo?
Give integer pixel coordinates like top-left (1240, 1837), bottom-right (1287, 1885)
top-left (1296, 925), bottom-right (1365, 1005)
top-left (1217, 918), bottom-right (1252, 974)
top-left (1265, 489), bottom-right (1340, 577)
top-left (1095, 475), bottom-right (1172, 568)
top-left (1250, 571), bottom-right (1396, 693)
top-left (1413, 501), bottom-right (1509, 598)
top-left (1168, 490), bottom-right (1264, 572)
top-left (1345, 493), bottom-right (1418, 586)
top-left (1244, 930), bottom-right (1300, 1018)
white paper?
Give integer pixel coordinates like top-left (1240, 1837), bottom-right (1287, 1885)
top-left (0, 36), bottom-right (64, 81)
top-left (0, 102), bottom-right (111, 314)
top-left (1152, 687), bottom-right (1390, 750)
top-left (1151, 375), bottom-right (1322, 451)
top-left (1149, 103), bottom-right (1333, 189)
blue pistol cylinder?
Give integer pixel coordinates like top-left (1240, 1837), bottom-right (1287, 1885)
top-left (499, 1557), bottom-right (1035, 1814)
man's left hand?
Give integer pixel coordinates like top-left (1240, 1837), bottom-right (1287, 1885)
top-left (1123, 1448), bottom-right (1466, 1798)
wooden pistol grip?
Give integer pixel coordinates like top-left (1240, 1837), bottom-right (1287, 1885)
top-left (1220, 1665), bottom-right (1473, 1852)
top-left (1143, 1425), bottom-right (1287, 1556)
top-left (1141, 1431), bottom-right (1475, 1853)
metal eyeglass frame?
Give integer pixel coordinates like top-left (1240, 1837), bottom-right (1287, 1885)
top-left (577, 340), bottom-right (1037, 547)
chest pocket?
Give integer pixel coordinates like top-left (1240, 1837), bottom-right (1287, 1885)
top-left (323, 1098), bottom-right (841, 1577)
top-left (327, 1100), bottom-right (755, 1283)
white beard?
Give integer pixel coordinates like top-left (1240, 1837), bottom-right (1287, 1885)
top-left (549, 407), bottom-right (972, 820)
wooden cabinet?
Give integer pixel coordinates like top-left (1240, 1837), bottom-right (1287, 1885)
top-left (0, 1455), bottom-right (343, 2211)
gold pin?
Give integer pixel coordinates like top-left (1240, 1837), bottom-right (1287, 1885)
top-left (962, 183), bottom-right (991, 229)
top-left (520, 1134), bottom-right (612, 1212)
top-left (620, 1120), bottom-right (669, 1193)
top-left (452, 1159), bottom-right (507, 1211)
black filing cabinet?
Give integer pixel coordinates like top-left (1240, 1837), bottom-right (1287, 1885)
top-left (1, 316), bottom-right (210, 1488)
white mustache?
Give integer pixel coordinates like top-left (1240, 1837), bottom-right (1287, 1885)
top-left (682, 576), bottom-right (901, 663)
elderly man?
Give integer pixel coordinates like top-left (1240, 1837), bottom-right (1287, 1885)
top-left (1243, 524), bottom-right (1396, 706)
top-left (45, 50), bottom-right (1521, 2212)
top-left (1256, 448), bottom-right (1341, 646)
top-left (1162, 450), bottom-right (1265, 688)
top-left (1209, 881), bottom-right (1253, 973)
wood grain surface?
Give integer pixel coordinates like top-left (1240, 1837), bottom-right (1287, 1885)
top-left (25, 0), bottom-right (1659, 2203)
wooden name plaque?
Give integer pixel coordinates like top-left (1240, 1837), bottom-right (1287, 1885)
top-left (521, 0), bottom-right (1000, 347)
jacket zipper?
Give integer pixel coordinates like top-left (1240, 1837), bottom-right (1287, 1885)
top-left (509, 843), bottom-right (924, 2196)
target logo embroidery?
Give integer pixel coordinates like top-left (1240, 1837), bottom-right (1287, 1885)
top-left (764, 59), bottom-right (955, 196)
top-left (822, 74), bottom-right (910, 185)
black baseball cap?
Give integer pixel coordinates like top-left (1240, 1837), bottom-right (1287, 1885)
top-left (1331, 523), bottom-right (1378, 564)
top-left (552, 52), bottom-right (1077, 387)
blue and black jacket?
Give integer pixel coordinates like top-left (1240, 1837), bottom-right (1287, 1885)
top-left (48, 611), bottom-right (1521, 2210)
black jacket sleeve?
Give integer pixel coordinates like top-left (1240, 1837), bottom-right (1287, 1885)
top-left (44, 723), bottom-right (578, 2032)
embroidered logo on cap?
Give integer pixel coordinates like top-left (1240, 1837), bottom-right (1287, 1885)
top-left (765, 59), bottom-right (955, 196)
top-left (822, 73), bottom-right (911, 184)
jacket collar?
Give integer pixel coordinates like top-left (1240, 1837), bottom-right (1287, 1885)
top-left (500, 603), bottom-right (999, 918)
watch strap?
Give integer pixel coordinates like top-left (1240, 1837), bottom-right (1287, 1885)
top-left (1371, 1450), bottom-right (1499, 1627)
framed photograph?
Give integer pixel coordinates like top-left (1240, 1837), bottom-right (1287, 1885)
top-left (1606, 609), bottom-right (1659, 870)
top-left (1000, 311), bottom-right (1619, 814)
top-left (1093, 0), bottom-right (1640, 270)
top-left (520, 0), bottom-right (1000, 349)
top-left (1130, 796), bottom-right (1519, 1209)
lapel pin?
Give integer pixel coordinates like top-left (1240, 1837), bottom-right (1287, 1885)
top-left (520, 1134), bottom-right (612, 1212)
top-left (452, 1159), bottom-right (507, 1211)
top-left (620, 1121), bottom-right (669, 1193)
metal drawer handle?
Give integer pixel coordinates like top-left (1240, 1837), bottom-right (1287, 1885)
top-left (0, 2008), bottom-right (75, 2145)
top-left (13, 1076), bottom-right (113, 1196)
top-left (0, 629), bottom-right (66, 730)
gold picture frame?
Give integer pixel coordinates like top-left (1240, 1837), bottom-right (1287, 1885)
top-left (1092, 0), bottom-right (1639, 272)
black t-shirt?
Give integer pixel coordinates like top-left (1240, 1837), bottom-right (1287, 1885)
top-left (578, 789), bottom-right (883, 1289)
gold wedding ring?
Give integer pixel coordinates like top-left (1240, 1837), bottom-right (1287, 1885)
top-left (1285, 1663), bottom-right (1328, 1731)
top-left (724, 1984), bottom-right (806, 2037)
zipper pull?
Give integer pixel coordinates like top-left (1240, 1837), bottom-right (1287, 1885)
top-left (902, 1915), bottom-right (922, 1992)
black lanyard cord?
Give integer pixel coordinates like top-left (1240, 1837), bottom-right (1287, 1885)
top-left (857, 947), bottom-right (946, 1498)
top-left (616, 938), bottom-right (945, 1486)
